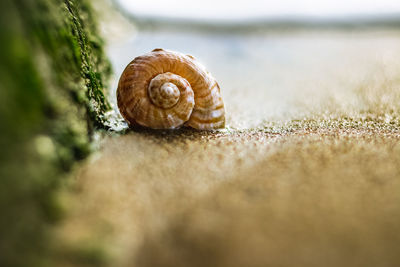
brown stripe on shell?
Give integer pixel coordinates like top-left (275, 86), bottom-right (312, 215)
top-left (195, 82), bottom-right (220, 100)
top-left (192, 86), bottom-right (222, 109)
top-left (189, 105), bottom-right (225, 122)
top-left (186, 118), bottom-right (225, 130)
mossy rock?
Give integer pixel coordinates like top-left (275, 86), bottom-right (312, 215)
top-left (0, 0), bottom-right (111, 266)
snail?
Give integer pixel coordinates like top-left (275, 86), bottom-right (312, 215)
top-left (117, 49), bottom-right (225, 130)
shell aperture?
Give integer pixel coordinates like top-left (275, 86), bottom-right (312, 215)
top-left (117, 49), bottom-right (225, 130)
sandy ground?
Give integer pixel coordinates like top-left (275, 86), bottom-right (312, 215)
top-left (58, 30), bottom-right (400, 267)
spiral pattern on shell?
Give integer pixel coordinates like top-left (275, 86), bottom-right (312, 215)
top-left (117, 49), bottom-right (225, 130)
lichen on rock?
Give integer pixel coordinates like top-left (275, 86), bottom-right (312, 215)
top-left (0, 0), bottom-right (112, 266)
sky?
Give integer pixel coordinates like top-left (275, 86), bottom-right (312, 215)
top-left (117, 0), bottom-right (400, 21)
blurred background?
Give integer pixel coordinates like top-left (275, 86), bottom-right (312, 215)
top-left (118, 0), bottom-right (400, 20)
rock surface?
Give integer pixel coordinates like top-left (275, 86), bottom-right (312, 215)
top-left (62, 30), bottom-right (400, 266)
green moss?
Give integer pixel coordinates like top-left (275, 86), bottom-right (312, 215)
top-left (0, 0), bottom-right (111, 266)
top-left (58, 242), bottom-right (110, 267)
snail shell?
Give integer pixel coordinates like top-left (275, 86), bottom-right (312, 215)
top-left (117, 49), bottom-right (225, 130)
